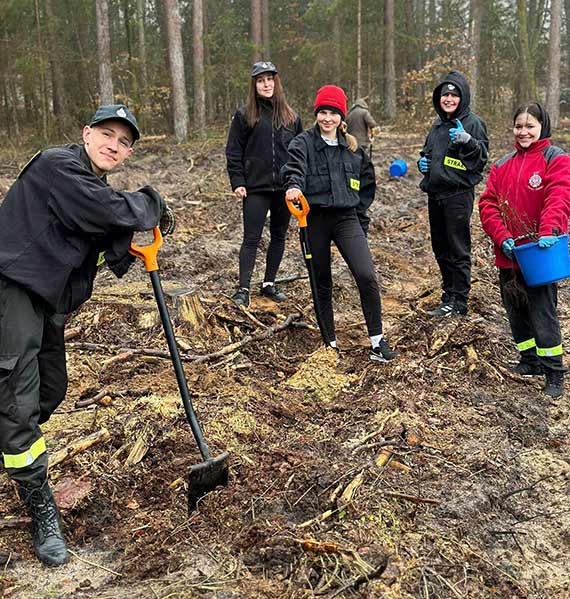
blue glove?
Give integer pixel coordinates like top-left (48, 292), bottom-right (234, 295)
top-left (502, 238), bottom-right (515, 258)
top-left (538, 235), bottom-right (558, 248)
top-left (449, 119), bottom-right (472, 144)
top-left (418, 156), bottom-right (430, 174)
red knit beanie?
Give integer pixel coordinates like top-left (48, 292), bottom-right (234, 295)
top-left (313, 85), bottom-right (347, 119)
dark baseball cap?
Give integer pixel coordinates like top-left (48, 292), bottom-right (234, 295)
top-left (440, 83), bottom-right (461, 97)
top-left (251, 61), bottom-right (277, 78)
top-left (89, 104), bottom-right (140, 141)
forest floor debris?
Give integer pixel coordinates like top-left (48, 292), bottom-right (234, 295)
top-left (1, 126), bottom-right (569, 598)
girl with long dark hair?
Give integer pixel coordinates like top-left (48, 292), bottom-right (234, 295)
top-left (226, 62), bottom-right (303, 307)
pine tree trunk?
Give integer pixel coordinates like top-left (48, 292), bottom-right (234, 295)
top-left (383, 0), bottom-right (396, 119)
top-left (193, 0), bottom-right (206, 136)
top-left (262, 0), bottom-right (270, 59)
top-left (45, 0), bottom-right (67, 129)
top-left (546, 0), bottom-right (561, 127)
top-left (516, 0), bottom-right (536, 103)
top-left (356, 0), bottom-right (362, 98)
top-left (136, 0), bottom-right (148, 121)
top-left (34, 0), bottom-right (49, 139)
top-left (469, 0), bottom-right (482, 111)
top-left (163, 0), bottom-right (188, 141)
top-left (95, 0), bottom-right (114, 104)
top-left (251, 0), bottom-right (262, 62)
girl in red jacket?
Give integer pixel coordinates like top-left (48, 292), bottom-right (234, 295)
top-left (479, 102), bottom-right (570, 398)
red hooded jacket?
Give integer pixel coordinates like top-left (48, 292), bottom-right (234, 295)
top-left (479, 139), bottom-right (570, 269)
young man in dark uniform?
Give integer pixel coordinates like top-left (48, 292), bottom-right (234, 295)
top-left (418, 71), bottom-right (489, 316)
top-left (0, 105), bottom-right (175, 566)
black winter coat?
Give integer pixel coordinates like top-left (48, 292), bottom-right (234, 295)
top-left (226, 99), bottom-right (303, 193)
top-left (281, 124), bottom-right (376, 230)
top-left (419, 70), bottom-right (489, 199)
top-left (0, 144), bottom-right (161, 313)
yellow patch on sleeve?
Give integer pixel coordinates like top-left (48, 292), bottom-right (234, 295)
top-left (350, 178), bottom-right (360, 191)
top-left (443, 156), bottom-right (467, 171)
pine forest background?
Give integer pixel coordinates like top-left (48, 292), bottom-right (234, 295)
top-left (0, 0), bottom-right (567, 144)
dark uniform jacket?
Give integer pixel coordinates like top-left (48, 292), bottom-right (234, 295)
top-left (282, 123), bottom-right (376, 214)
top-left (0, 144), bottom-right (161, 313)
top-left (226, 99), bottom-right (303, 194)
top-left (419, 71), bottom-right (489, 200)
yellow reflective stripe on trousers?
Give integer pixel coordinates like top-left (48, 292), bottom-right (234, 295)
top-left (516, 338), bottom-right (536, 352)
top-left (3, 437), bottom-right (46, 469)
top-left (536, 344), bottom-right (563, 357)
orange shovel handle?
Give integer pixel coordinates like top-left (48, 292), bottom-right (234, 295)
top-left (129, 227), bottom-right (163, 272)
top-left (286, 193), bottom-right (310, 228)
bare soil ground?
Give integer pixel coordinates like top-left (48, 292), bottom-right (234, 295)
top-left (0, 125), bottom-right (569, 599)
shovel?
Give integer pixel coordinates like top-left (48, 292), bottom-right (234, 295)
top-left (286, 193), bottom-right (334, 348)
top-left (129, 228), bottom-right (229, 512)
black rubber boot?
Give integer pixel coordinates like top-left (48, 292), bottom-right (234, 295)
top-left (544, 368), bottom-right (564, 399)
top-left (17, 480), bottom-right (69, 566)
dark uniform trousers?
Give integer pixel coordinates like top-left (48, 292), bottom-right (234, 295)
top-left (308, 207), bottom-right (383, 341)
top-left (428, 189), bottom-right (474, 306)
top-left (499, 268), bottom-right (564, 371)
top-left (0, 276), bottom-right (67, 485)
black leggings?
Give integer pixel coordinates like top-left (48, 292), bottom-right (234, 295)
top-left (307, 207), bottom-right (382, 340)
top-left (238, 191), bottom-right (290, 289)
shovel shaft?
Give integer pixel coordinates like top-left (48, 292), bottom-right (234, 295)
top-left (149, 270), bottom-right (211, 461)
top-left (299, 228), bottom-right (334, 347)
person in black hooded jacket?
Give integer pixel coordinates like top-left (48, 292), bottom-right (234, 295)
top-left (418, 70), bottom-right (489, 317)
top-left (226, 61), bottom-right (303, 308)
top-left (0, 105), bottom-right (174, 567)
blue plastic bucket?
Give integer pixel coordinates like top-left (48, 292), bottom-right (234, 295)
top-left (513, 234), bottom-right (570, 287)
top-left (389, 159), bottom-right (408, 178)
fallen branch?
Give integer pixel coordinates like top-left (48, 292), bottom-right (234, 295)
top-left (64, 326), bottom-right (82, 341)
top-left (383, 491), bottom-right (440, 505)
top-left (75, 388), bottom-right (111, 409)
top-left (0, 517), bottom-right (30, 529)
top-left (67, 312), bottom-right (302, 365)
top-left (50, 428), bottom-right (111, 468)
top-left (499, 475), bottom-right (554, 504)
top-left (275, 273), bottom-right (309, 284)
top-left (326, 554), bottom-right (389, 598)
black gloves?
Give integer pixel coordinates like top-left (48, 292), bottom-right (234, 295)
top-left (159, 201), bottom-right (176, 236)
top-left (138, 185), bottom-right (176, 236)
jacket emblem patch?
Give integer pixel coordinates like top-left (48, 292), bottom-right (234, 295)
top-left (443, 156), bottom-right (466, 171)
top-left (350, 178), bottom-right (360, 191)
top-left (528, 172), bottom-right (543, 189)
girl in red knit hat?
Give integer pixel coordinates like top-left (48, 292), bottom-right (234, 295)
top-left (282, 85), bottom-right (399, 361)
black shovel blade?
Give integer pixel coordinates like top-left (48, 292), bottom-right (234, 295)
top-left (188, 452), bottom-right (230, 513)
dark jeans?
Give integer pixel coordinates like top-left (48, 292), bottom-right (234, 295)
top-left (308, 207), bottom-right (382, 340)
top-left (428, 190), bottom-right (474, 305)
top-left (238, 191), bottom-right (291, 289)
top-left (499, 269), bottom-right (564, 371)
top-left (0, 277), bottom-right (67, 484)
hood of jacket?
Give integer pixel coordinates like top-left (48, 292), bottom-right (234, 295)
top-left (350, 98), bottom-right (369, 111)
top-left (432, 70), bottom-right (471, 122)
